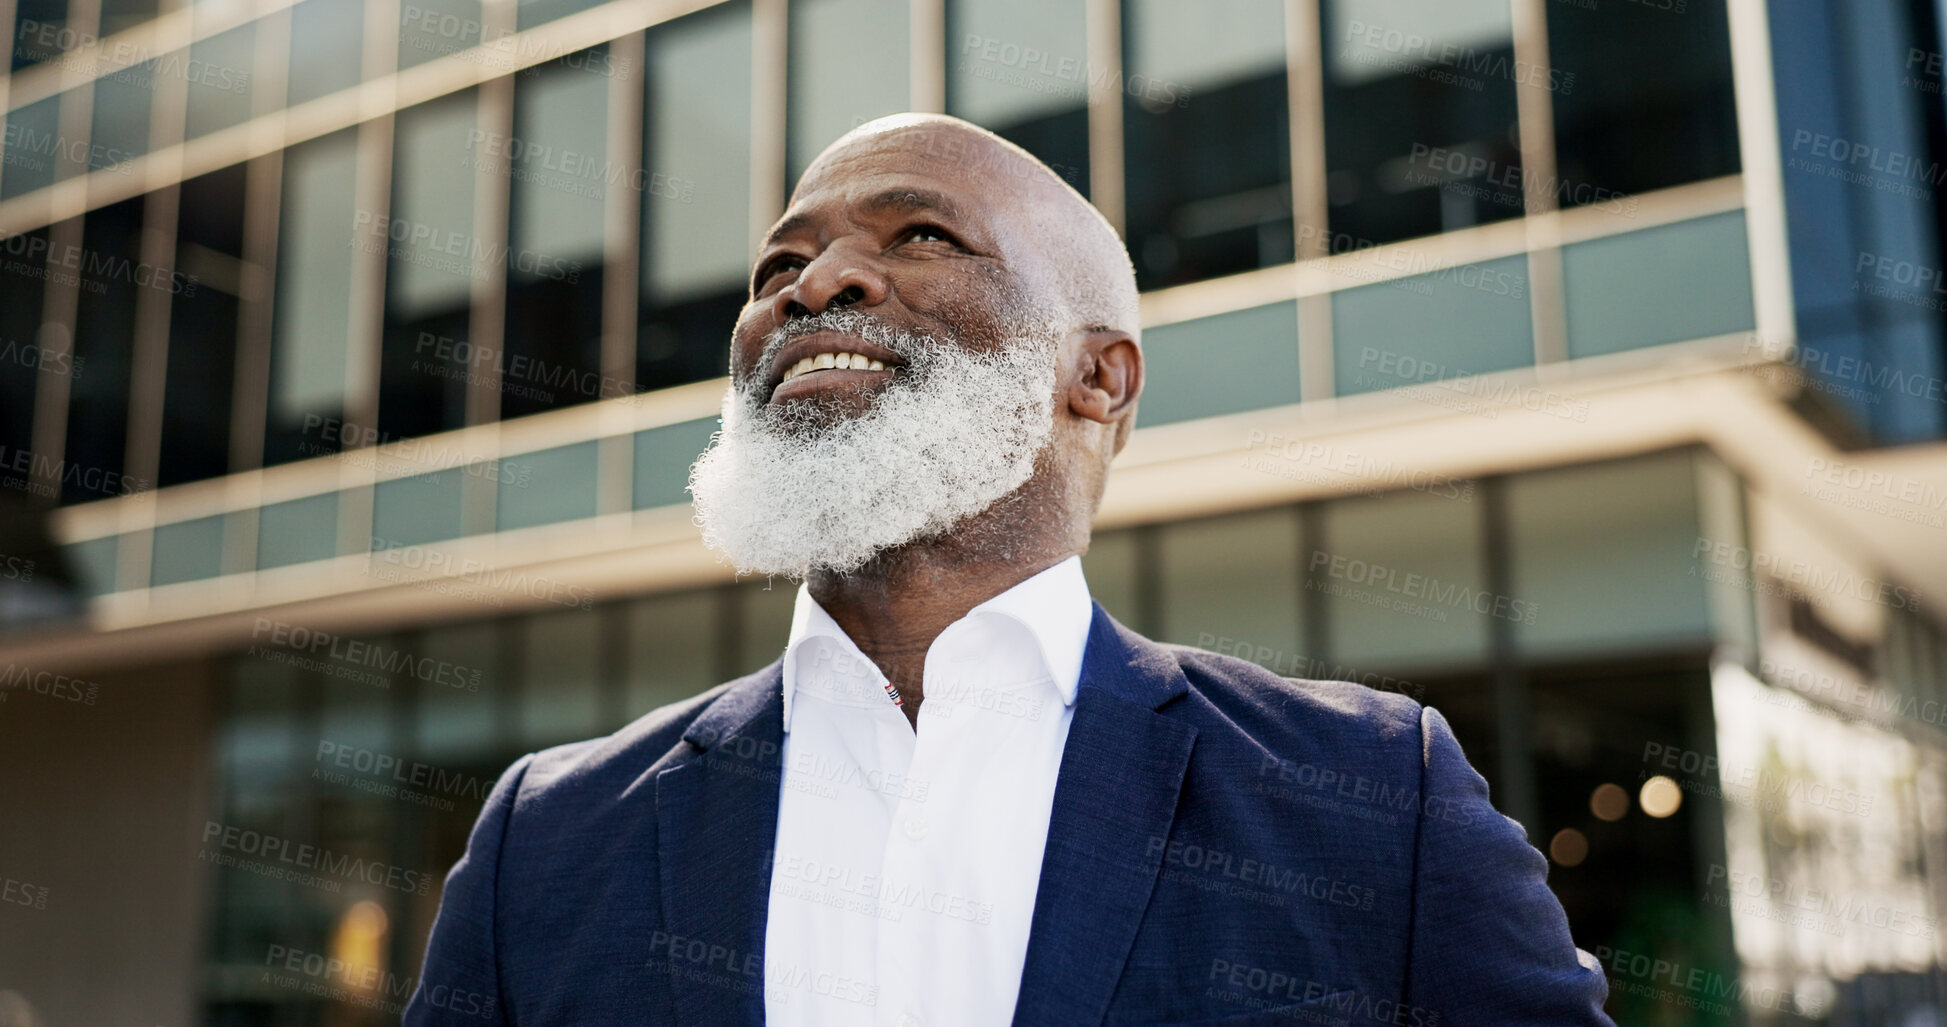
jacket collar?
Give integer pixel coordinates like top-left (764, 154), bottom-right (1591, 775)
top-left (658, 604), bottom-right (1195, 1027)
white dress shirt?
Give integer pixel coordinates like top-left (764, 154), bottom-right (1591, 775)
top-left (762, 556), bottom-right (1094, 1027)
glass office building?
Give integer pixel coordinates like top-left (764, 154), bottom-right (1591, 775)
top-left (0, 0), bottom-right (1944, 1023)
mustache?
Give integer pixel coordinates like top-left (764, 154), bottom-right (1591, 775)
top-left (745, 310), bottom-right (942, 393)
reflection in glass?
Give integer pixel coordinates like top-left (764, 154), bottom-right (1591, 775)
top-left (1531, 662), bottom-right (1728, 1025)
top-left (1316, 488), bottom-right (1488, 671)
top-left (945, 0), bottom-right (1090, 196)
top-left (1505, 451), bottom-right (1711, 660)
top-left (788, 0), bottom-right (909, 183)
top-left (1156, 507), bottom-right (1303, 672)
top-left (1122, 0), bottom-right (1291, 288)
top-left (380, 90), bottom-right (478, 441)
top-left (1, 96), bottom-right (62, 199)
top-left (0, 228), bottom-right (46, 463)
top-left (91, 62), bottom-right (157, 168)
top-left (183, 26), bottom-right (255, 140)
top-left (502, 49), bottom-right (609, 420)
top-left (626, 592), bottom-right (718, 719)
top-left (641, 3), bottom-right (751, 393)
top-left (414, 621), bottom-right (505, 766)
top-left (99, 0), bottom-right (158, 36)
top-left (10, 0), bottom-right (67, 72)
top-left (400, 0), bottom-right (485, 69)
top-left (517, 0), bottom-right (605, 32)
top-left (1330, 254), bottom-right (1532, 396)
top-left (1549, 0), bottom-right (1737, 205)
top-left (1080, 529), bottom-right (1141, 631)
top-left (737, 580), bottom-right (795, 677)
top-left (162, 165), bottom-right (247, 486)
top-left (1320, 0), bottom-right (1522, 248)
top-left (288, 0), bottom-right (366, 106)
top-left (519, 609), bottom-right (603, 747)
top-left (266, 130), bottom-right (358, 467)
top-left (66, 198), bottom-right (144, 503)
top-left (208, 659), bottom-right (306, 972)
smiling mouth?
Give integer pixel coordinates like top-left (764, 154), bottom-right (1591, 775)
top-left (778, 350), bottom-right (887, 385)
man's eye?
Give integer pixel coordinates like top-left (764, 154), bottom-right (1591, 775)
top-left (759, 257), bottom-right (805, 286)
top-left (904, 227), bottom-right (953, 245)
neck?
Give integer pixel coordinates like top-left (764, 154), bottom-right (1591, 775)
top-left (806, 499), bottom-right (1082, 730)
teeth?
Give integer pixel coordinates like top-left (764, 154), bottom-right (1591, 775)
top-left (778, 352), bottom-right (892, 384)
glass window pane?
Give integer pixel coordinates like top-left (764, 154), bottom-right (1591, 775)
top-left (945, 0), bottom-right (1090, 194)
top-left (258, 493), bottom-right (339, 569)
top-left (152, 514), bottom-right (225, 586)
top-left (1139, 301), bottom-right (1300, 426)
top-left (1315, 489), bottom-right (1489, 671)
top-left (736, 580), bottom-right (795, 676)
top-left (1562, 210), bottom-right (1754, 359)
top-left (99, 0), bottom-right (158, 36)
top-left (211, 658), bottom-right (304, 965)
top-left (1123, 0), bottom-right (1290, 288)
top-left (501, 49), bottom-right (608, 420)
top-left (66, 197), bottom-right (145, 502)
top-left (641, 3), bottom-right (751, 393)
top-left (517, 0), bottom-right (604, 31)
top-left (2, 95), bottom-right (63, 199)
top-left (1321, 0), bottom-right (1524, 247)
top-left (1507, 452), bottom-right (1709, 659)
top-left (287, 0), bottom-right (364, 106)
top-left (1157, 507), bottom-right (1304, 672)
top-left (162, 165), bottom-right (247, 487)
top-left (0, 227), bottom-right (47, 463)
top-left (399, 0), bottom-right (484, 69)
top-left (497, 441), bottom-right (597, 530)
top-left (1080, 528), bottom-right (1140, 631)
top-left (1330, 253), bottom-right (1531, 396)
top-left (625, 591), bottom-right (718, 719)
top-left (519, 608), bottom-right (603, 747)
top-left (633, 417), bottom-right (719, 509)
top-left (63, 536), bottom-right (118, 596)
top-left (12, 0), bottom-right (68, 71)
top-left (183, 27), bottom-right (255, 141)
top-left (372, 469), bottom-right (464, 549)
top-left (1549, 0), bottom-right (1738, 205)
top-left (267, 130), bottom-right (358, 467)
top-left (380, 90), bottom-right (478, 441)
top-left (414, 620), bottom-right (503, 764)
top-left (788, 0), bottom-right (910, 182)
top-left (91, 62), bottom-right (157, 168)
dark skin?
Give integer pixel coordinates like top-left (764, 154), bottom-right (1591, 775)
top-left (732, 116), bottom-right (1142, 730)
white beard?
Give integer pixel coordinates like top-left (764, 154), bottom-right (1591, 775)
top-left (687, 309), bottom-right (1061, 578)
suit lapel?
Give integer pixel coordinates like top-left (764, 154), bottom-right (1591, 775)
top-left (654, 666), bottom-right (785, 1027)
top-left (1012, 607), bottom-right (1198, 1026)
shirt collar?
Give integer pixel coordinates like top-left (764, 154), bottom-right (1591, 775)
top-left (779, 555), bottom-right (1094, 731)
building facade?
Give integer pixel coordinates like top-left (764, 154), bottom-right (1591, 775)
top-left (0, 0), bottom-right (1945, 1023)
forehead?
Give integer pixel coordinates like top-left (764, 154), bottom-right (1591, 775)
top-left (771, 127), bottom-right (1046, 241)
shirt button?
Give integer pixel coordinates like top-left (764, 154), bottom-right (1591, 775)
top-left (902, 819), bottom-right (929, 840)
top-left (898, 1013), bottom-right (923, 1027)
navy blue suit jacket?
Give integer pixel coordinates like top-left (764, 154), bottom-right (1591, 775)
top-left (405, 605), bottom-right (1613, 1025)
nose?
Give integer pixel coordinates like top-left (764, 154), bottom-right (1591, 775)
top-left (769, 243), bottom-right (891, 324)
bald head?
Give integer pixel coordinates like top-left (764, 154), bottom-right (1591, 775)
top-left (799, 114), bottom-right (1141, 342)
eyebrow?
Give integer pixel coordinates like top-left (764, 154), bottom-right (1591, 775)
top-left (760, 187), bottom-right (967, 248)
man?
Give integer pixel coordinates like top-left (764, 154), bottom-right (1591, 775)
top-left (406, 114), bottom-right (1614, 1026)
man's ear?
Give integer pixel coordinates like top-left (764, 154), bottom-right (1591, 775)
top-left (1065, 329), bottom-right (1142, 428)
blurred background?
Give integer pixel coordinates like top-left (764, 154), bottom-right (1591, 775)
top-left (0, 0), bottom-right (1943, 1023)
